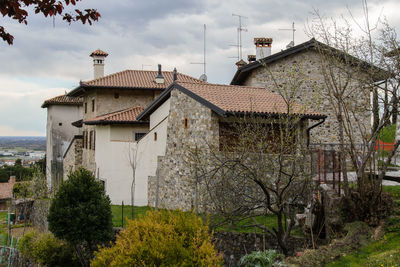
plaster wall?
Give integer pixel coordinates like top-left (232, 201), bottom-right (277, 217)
top-left (45, 104), bottom-right (82, 189)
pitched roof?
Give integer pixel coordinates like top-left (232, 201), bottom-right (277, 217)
top-left (68, 70), bottom-right (205, 97)
top-left (84, 106), bottom-right (146, 125)
top-left (137, 81), bottom-right (325, 121)
top-left (231, 38), bottom-right (389, 85)
top-left (41, 94), bottom-right (83, 108)
top-left (90, 49), bottom-right (109, 57)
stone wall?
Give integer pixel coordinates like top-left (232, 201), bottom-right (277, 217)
top-left (148, 89), bottom-right (219, 211)
top-left (63, 136), bottom-right (83, 180)
top-left (242, 49), bottom-right (371, 146)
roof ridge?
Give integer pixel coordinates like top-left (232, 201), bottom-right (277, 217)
top-left (95, 106), bottom-right (144, 118)
top-left (177, 81), bottom-right (266, 90)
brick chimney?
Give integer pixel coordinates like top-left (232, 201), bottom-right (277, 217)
top-left (247, 55), bottom-right (256, 63)
top-left (90, 49), bottom-right (109, 79)
top-left (254, 38), bottom-right (273, 60)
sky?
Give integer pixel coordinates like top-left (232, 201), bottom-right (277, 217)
top-left (0, 0), bottom-right (399, 136)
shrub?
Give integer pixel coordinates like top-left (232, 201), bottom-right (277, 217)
top-left (341, 187), bottom-right (394, 226)
top-left (48, 168), bottom-right (113, 263)
top-left (13, 182), bottom-right (32, 199)
top-left (91, 210), bottom-right (223, 267)
top-left (18, 231), bottom-right (77, 267)
top-left (239, 250), bottom-right (284, 267)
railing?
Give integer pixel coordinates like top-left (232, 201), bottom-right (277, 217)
top-left (309, 145), bottom-right (343, 196)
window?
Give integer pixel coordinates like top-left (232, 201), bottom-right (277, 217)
top-left (58, 123), bottom-right (62, 126)
top-left (89, 131), bottom-right (93, 150)
top-left (154, 132), bottom-right (157, 141)
top-left (134, 132), bottom-right (146, 141)
top-left (114, 92), bottom-right (119, 99)
top-left (184, 118), bottom-right (188, 129)
top-left (92, 98), bottom-right (95, 112)
top-left (84, 103), bottom-right (87, 113)
top-left (83, 131), bottom-right (87, 149)
top-left (93, 130), bottom-right (96, 150)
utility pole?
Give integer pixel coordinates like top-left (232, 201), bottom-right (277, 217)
top-left (231, 14), bottom-right (247, 60)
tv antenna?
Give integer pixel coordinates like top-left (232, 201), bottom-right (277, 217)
top-left (141, 64), bottom-right (152, 70)
top-left (279, 22), bottom-right (296, 48)
top-left (230, 14), bottom-right (247, 61)
top-left (190, 24), bottom-right (207, 81)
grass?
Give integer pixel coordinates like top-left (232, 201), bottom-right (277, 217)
top-left (380, 124), bottom-right (396, 143)
top-left (111, 205), bottom-right (150, 227)
top-left (325, 185), bottom-right (400, 267)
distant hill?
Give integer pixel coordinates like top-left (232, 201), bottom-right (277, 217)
top-left (0, 136), bottom-right (46, 151)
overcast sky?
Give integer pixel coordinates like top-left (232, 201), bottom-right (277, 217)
top-left (0, 0), bottom-right (399, 136)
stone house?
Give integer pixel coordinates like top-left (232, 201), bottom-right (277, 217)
top-left (134, 81), bottom-right (325, 211)
top-left (231, 38), bottom-right (387, 146)
top-left (58, 50), bottom-right (205, 205)
top-left (41, 94), bottom-right (83, 189)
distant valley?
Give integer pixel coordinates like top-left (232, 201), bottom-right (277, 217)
top-left (0, 136), bottom-right (46, 151)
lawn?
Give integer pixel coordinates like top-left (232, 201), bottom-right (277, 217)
top-left (326, 185), bottom-right (400, 267)
top-left (111, 205), bottom-right (150, 227)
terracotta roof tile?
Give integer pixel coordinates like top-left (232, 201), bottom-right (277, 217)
top-left (176, 82), bottom-right (322, 117)
top-left (81, 70), bottom-right (205, 89)
top-left (84, 106), bottom-right (145, 125)
top-left (90, 49), bottom-right (109, 57)
top-left (41, 95), bottom-right (83, 108)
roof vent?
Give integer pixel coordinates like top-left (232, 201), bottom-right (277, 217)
top-left (155, 64), bottom-right (164, 84)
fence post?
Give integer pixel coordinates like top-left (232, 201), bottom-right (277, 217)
top-left (122, 201), bottom-right (124, 228)
top-left (338, 152), bottom-right (341, 196)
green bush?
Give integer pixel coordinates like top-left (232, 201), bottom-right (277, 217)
top-left (48, 168), bottom-right (113, 263)
top-left (18, 231), bottom-right (77, 267)
top-left (91, 210), bottom-right (223, 267)
top-left (12, 182), bottom-right (32, 198)
top-left (239, 250), bottom-right (284, 267)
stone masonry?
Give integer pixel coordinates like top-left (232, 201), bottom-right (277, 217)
top-left (148, 89), bottom-right (219, 211)
top-left (242, 49), bottom-right (371, 146)
top-left (63, 136), bottom-right (83, 180)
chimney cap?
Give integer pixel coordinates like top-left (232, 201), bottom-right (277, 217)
top-left (235, 59), bottom-right (247, 68)
top-left (248, 55), bottom-right (256, 62)
top-left (90, 49), bottom-right (109, 57)
top-left (254, 38), bottom-right (273, 44)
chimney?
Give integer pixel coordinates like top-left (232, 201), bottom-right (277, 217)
top-left (90, 49), bottom-right (109, 79)
top-left (254, 38), bottom-right (273, 60)
top-left (247, 55), bottom-right (256, 63)
top-left (155, 64), bottom-right (165, 84)
top-left (235, 59), bottom-right (247, 69)
top-left (9, 176), bottom-right (16, 184)
top-left (173, 68), bottom-right (178, 81)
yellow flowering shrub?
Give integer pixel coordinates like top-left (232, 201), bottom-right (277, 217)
top-left (91, 210), bottom-right (223, 267)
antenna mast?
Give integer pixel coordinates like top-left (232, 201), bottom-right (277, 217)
top-left (231, 13), bottom-right (247, 60)
top-left (279, 22), bottom-right (296, 47)
top-left (190, 24), bottom-right (207, 81)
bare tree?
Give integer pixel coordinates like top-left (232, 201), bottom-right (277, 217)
top-left (188, 65), bottom-right (317, 255)
top-left (306, 1), bottom-right (400, 223)
top-left (127, 142), bottom-right (139, 219)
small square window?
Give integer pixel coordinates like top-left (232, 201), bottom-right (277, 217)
top-left (154, 132), bottom-right (157, 141)
top-left (58, 123), bottom-right (62, 126)
top-left (114, 92), bottom-right (119, 99)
